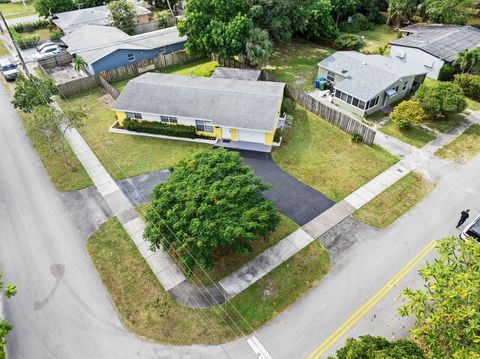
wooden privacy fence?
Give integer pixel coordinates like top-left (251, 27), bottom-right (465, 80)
top-left (284, 86), bottom-right (376, 145)
top-left (98, 75), bottom-right (120, 99)
top-left (38, 53), bottom-right (72, 69)
top-left (56, 50), bottom-right (202, 98)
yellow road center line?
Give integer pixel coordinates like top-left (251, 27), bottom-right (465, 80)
top-left (306, 240), bottom-right (436, 359)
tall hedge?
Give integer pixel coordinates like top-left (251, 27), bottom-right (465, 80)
top-left (454, 73), bottom-right (480, 101)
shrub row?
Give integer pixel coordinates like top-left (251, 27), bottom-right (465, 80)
top-left (11, 19), bottom-right (52, 33)
top-left (454, 73), bottom-right (480, 101)
top-left (123, 118), bottom-right (197, 139)
top-left (11, 29), bottom-right (39, 49)
top-left (49, 28), bottom-right (64, 41)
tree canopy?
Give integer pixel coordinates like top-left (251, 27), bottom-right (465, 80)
top-left (413, 82), bottom-right (466, 119)
top-left (399, 236), bottom-right (480, 358)
top-left (386, 0), bottom-right (416, 26)
top-left (456, 48), bottom-right (480, 75)
top-left (242, 27), bottom-right (273, 66)
top-left (144, 148), bottom-right (280, 273)
top-left (0, 272), bottom-right (16, 359)
top-left (424, 0), bottom-right (473, 24)
top-left (11, 74), bottom-right (58, 113)
top-left (107, 0), bottom-right (137, 35)
top-left (33, 0), bottom-right (74, 17)
top-left (327, 335), bottom-right (425, 359)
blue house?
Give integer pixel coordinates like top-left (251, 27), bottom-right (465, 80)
top-left (61, 25), bottom-right (186, 75)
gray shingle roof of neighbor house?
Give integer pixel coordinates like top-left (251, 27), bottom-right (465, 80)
top-left (53, 4), bottom-right (151, 33)
top-left (318, 51), bottom-right (428, 101)
top-left (390, 25), bottom-right (480, 63)
top-left (61, 25), bottom-right (186, 65)
top-left (111, 72), bottom-right (286, 132)
top-left (211, 67), bottom-right (262, 81)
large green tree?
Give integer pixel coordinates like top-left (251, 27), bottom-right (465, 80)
top-left (327, 335), bottom-right (425, 359)
top-left (413, 82), bottom-right (467, 119)
top-left (331, 0), bottom-right (358, 26)
top-left (399, 236), bottom-right (480, 358)
top-left (304, 0), bottom-right (338, 41)
top-left (107, 0), bottom-right (137, 35)
top-left (177, 0), bottom-right (252, 59)
top-left (242, 27), bottom-right (272, 66)
top-left (424, 0), bottom-right (473, 24)
top-left (0, 272), bottom-right (16, 359)
top-left (456, 48), bottom-right (480, 75)
top-left (386, 0), bottom-right (417, 26)
top-left (144, 148), bottom-right (280, 273)
top-left (33, 0), bottom-right (74, 17)
top-left (11, 74), bottom-right (58, 113)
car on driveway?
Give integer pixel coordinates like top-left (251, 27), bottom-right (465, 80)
top-left (0, 58), bottom-right (19, 81)
top-left (460, 214), bottom-right (480, 241)
top-left (33, 44), bottom-right (64, 60)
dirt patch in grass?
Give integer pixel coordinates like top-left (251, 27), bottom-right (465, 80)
top-left (435, 124), bottom-right (480, 164)
top-left (57, 87), bottom-right (208, 181)
top-left (353, 171), bottom-right (434, 229)
top-left (272, 99), bottom-right (398, 202)
top-left (380, 120), bottom-right (436, 148)
top-left (86, 217), bottom-right (330, 345)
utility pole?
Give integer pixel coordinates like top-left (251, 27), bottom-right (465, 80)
top-left (0, 11), bottom-right (30, 78)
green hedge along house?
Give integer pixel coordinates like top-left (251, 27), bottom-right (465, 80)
top-left (112, 71), bottom-right (286, 152)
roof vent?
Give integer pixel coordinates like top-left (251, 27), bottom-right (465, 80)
top-left (362, 61), bottom-right (367, 65)
top-left (342, 69), bottom-right (348, 74)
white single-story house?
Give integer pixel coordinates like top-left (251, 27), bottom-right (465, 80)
top-left (317, 51), bottom-right (428, 117)
top-left (111, 72), bottom-right (286, 152)
top-left (389, 25), bottom-right (480, 79)
top-left (61, 25), bottom-right (186, 75)
top-left (53, 4), bottom-right (152, 34)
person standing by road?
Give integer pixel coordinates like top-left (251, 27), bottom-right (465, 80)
top-left (456, 209), bottom-right (470, 228)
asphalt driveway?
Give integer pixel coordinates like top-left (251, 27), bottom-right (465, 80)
top-left (238, 150), bottom-right (335, 225)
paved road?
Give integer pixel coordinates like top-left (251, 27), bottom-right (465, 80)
top-left (2, 77), bottom-right (480, 359)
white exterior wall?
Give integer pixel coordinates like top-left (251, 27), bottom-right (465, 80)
top-left (390, 46), bottom-right (445, 80)
top-left (237, 129), bottom-right (266, 144)
top-left (141, 113), bottom-right (197, 126)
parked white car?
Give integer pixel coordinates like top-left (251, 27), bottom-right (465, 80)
top-left (460, 214), bottom-right (480, 241)
top-left (33, 45), bottom-right (63, 60)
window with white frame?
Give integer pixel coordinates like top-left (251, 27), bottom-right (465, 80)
top-left (195, 119), bottom-right (213, 132)
top-left (127, 53), bottom-right (135, 61)
top-left (160, 115), bottom-right (177, 123)
top-left (126, 111), bottom-right (142, 119)
top-left (327, 71), bottom-right (336, 82)
top-left (334, 90), bottom-right (369, 111)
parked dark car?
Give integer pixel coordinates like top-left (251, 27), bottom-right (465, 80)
top-left (460, 214), bottom-right (480, 242)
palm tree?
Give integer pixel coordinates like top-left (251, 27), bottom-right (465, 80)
top-left (72, 56), bottom-right (87, 72)
top-left (455, 48), bottom-right (480, 74)
top-left (386, 0), bottom-right (416, 27)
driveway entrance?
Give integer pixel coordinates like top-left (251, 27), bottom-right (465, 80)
top-left (238, 150), bottom-right (335, 226)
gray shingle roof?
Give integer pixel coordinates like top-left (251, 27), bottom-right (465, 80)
top-left (53, 5), bottom-right (151, 34)
top-left (61, 25), bottom-right (186, 65)
top-left (390, 25), bottom-right (480, 63)
top-left (211, 67), bottom-right (262, 81)
top-left (111, 72), bottom-right (285, 132)
top-left (318, 51), bottom-right (428, 101)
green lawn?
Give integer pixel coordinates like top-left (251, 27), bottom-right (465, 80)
top-left (380, 121), bottom-right (436, 148)
top-left (272, 99), bottom-right (398, 202)
top-left (0, 39), bottom-right (9, 57)
top-left (86, 217), bottom-right (330, 345)
top-left (357, 25), bottom-right (397, 52)
top-left (466, 98), bottom-right (480, 112)
top-left (57, 87), bottom-right (208, 181)
top-left (423, 113), bottom-right (465, 134)
top-left (263, 39), bottom-right (334, 91)
top-left (19, 110), bottom-right (92, 191)
top-left (353, 171), bottom-right (434, 229)
top-left (435, 124), bottom-right (480, 164)
top-left (21, 28), bottom-right (50, 43)
top-left (0, 1), bottom-right (35, 19)
top-left (113, 59), bottom-right (219, 92)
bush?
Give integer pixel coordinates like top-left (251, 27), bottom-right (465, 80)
top-left (11, 19), bottom-right (51, 33)
top-left (49, 28), bottom-right (64, 41)
top-left (454, 73), bottom-right (480, 101)
top-left (413, 82), bottom-right (467, 119)
top-left (390, 100), bottom-right (425, 129)
top-left (339, 13), bottom-right (374, 33)
top-left (122, 118), bottom-right (197, 138)
top-left (155, 10), bottom-right (172, 29)
top-left (438, 64), bottom-right (455, 81)
top-left (11, 29), bottom-right (39, 49)
top-left (351, 132), bottom-right (362, 143)
top-left (274, 128), bottom-right (282, 142)
top-left (334, 33), bottom-right (362, 50)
